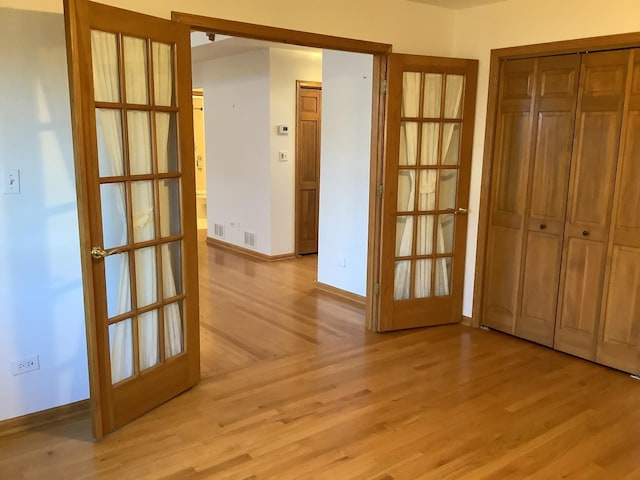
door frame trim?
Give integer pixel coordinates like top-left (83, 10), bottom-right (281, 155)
top-left (472, 31), bottom-right (640, 328)
top-left (295, 80), bottom-right (322, 257)
top-left (172, 12), bottom-right (392, 330)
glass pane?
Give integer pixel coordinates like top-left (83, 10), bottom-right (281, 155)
top-left (444, 74), bottom-right (465, 119)
top-left (399, 122), bottom-right (418, 166)
top-left (442, 123), bottom-right (461, 165)
top-left (416, 215), bottom-right (435, 255)
top-left (162, 241), bottom-right (183, 298)
top-left (437, 214), bottom-right (455, 254)
top-left (418, 170), bottom-right (437, 211)
top-left (105, 253), bottom-right (131, 318)
top-left (156, 113), bottom-right (179, 173)
top-left (128, 111), bottom-right (153, 175)
top-left (135, 246), bottom-right (157, 308)
top-left (165, 302), bottom-right (184, 359)
top-left (123, 36), bottom-right (149, 105)
top-left (420, 123), bottom-right (440, 166)
top-left (131, 181), bottom-right (156, 243)
top-left (423, 73), bottom-right (443, 118)
top-left (153, 42), bottom-right (175, 107)
top-left (394, 260), bottom-right (411, 301)
top-left (415, 259), bottom-right (433, 298)
top-left (435, 257), bottom-right (453, 296)
top-left (138, 310), bottom-right (159, 371)
top-left (101, 183), bottom-right (128, 249)
top-left (402, 72), bottom-right (421, 117)
top-left (109, 319), bottom-right (133, 384)
top-left (439, 169), bottom-right (458, 210)
top-left (159, 179), bottom-right (182, 237)
top-left (91, 30), bottom-right (120, 103)
top-left (96, 109), bottom-right (124, 177)
top-left (395, 216), bottom-right (414, 257)
top-left (397, 170), bottom-right (416, 212)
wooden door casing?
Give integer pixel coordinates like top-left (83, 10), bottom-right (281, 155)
top-left (64, 0), bottom-right (200, 438)
top-left (554, 50), bottom-right (629, 361)
top-left (516, 55), bottom-right (581, 346)
top-left (295, 82), bottom-right (322, 255)
top-left (597, 49), bottom-right (640, 374)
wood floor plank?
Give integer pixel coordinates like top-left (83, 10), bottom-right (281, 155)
top-left (1, 232), bottom-right (639, 479)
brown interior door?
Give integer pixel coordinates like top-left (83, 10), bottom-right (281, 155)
top-left (516, 55), bottom-right (580, 346)
top-left (597, 49), bottom-right (640, 374)
top-left (554, 50), bottom-right (629, 360)
top-left (296, 81), bottom-right (322, 255)
top-left (482, 58), bottom-right (536, 334)
top-left (378, 54), bottom-right (478, 332)
top-left (64, 0), bottom-right (199, 438)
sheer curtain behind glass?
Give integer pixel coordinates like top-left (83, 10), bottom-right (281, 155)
top-left (395, 73), bottom-right (464, 300)
top-left (92, 32), bottom-right (183, 384)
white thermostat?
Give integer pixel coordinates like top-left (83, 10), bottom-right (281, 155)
top-left (277, 125), bottom-right (289, 135)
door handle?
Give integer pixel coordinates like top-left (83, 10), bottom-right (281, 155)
top-left (91, 246), bottom-right (120, 260)
top-left (455, 207), bottom-right (468, 215)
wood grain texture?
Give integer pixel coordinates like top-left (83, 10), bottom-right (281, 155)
top-left (0, 401), bottom-right (90, 438)
top-left (554, 50), bottom-right (629, 361)
top-left (295, 82), bottom-right (322, 256)
top-left (2, 234), bottom-right (640, 479)
top-left (315, 281), bottom-right (366, 306)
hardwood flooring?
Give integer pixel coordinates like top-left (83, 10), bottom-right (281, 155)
top-left (1, 234), bottom-right (640, 479)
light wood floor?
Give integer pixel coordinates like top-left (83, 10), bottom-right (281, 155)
top-left (2, 234), bottom-right (640, 479)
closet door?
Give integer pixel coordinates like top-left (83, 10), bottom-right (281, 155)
top-left (554, 50), bottom-right (629, 360)
top-left (483, 59), bottom-right (535, 333)
top-left (597, 49), bottom-right (640, 375)
top-left (516, 55), bottom-right (580, 346)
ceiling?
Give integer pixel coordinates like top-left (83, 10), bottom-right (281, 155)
top-left (191, 32), bottom-right (321, 63)
top-left (408, 0), bottom-right (507, 9)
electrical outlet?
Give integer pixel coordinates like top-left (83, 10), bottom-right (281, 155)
top-left (10, 355), bottom-right (40, 376)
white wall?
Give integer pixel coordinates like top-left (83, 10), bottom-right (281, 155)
top-left (0, 9), bottom-right (88, 422)
top-left (269, 48), bottom-right (322, 255)
top-left (318, 50), bottom-right (374, 296)
top-left (1, 0), bottom-right (456, 57)
top-left (193, 49), bottom-right (272, 254)
top-left (452, 0), bottom-right (640, 316)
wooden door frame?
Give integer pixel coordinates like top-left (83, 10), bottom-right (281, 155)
top-left (171, 12), bottom-right (392, 330)
top-left (295, 80), bottom-right (322, 257)
top-left (472, 31), bottom-right (640, 329)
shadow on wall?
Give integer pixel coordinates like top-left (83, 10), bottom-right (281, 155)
top-left (0, 8), bottom-right (89, 421)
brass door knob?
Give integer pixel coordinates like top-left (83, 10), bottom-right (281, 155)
top-left (91, 246), bottom-right (120, 260)
top-left (455, 207), bottom-right (468, 215)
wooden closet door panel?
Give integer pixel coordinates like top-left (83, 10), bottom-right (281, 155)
top-left (555, 50), bottom-right (629, 360)
top-left (597, 52), bottom-right (640, 374)
top-left (517, 55), bottom-right (580, 346)
top-left (483, 59), bottom-right (535, 333)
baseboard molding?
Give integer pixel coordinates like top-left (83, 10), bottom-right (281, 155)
top-left (206, 237), bottom-right (296, 262)
top-left (315, 281), bottom-right (366, 306)
top-left (0, 399), bottom-right (90, 437)
top-left (462, 315), bottom-right (473, 326)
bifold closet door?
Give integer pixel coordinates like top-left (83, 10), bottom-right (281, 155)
top-left (482, 58), bottom-right (535, 334)
top-left (597, 49), bottom-right (640, 375)
top-left (554, 50), bottom-right (629, 361)
top-left (516, 55), bottom-right (580, 346)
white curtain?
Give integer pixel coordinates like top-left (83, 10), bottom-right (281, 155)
top-left (92, 31), bottom-right (182, 384)
top-left (394, 73), bottom-right (464, 301)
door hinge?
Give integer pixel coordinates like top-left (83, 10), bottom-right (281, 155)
top-left (377, 184), bottom-right (383, 199)
top-left (374, 283), bottom-right (380, 296)
top-left (381, 79), bottom-right (387, 94)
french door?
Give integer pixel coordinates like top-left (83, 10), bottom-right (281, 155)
top-left (378, 54), bottom-right (478, 331)
top-left (64, 0), bottom-right (199, 438)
